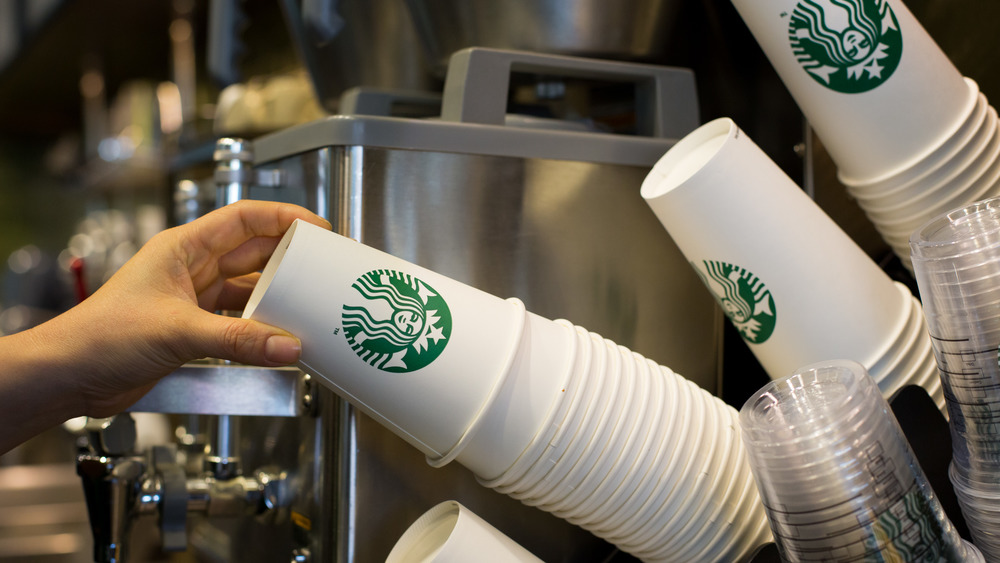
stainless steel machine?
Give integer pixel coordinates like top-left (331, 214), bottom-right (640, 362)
top-left (76, 48), bottom-right (721, 562)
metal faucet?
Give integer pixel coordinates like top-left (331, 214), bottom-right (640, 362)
top-left (76, 413), bottom-right (294, 562)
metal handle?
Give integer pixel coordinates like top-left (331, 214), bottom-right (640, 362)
top-left (440, 47), bottom-right (699, 139)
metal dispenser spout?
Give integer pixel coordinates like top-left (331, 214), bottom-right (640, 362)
top-left (76, 413), bottom-right (296, 562)
top-left (76, 414), bottom-right (145, 563)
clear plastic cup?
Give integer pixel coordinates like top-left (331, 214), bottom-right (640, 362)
top-left (911, 196), bottom-right (1000, 466)
top-left (740, 360), bottom-right (971, 562)
top-left (950, 464), bottom-right (1000, 560)
top-left (910, 197), bottom-right (1000, 262)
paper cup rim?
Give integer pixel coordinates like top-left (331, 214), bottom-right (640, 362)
top-left (864, 128), bottom-right (1000, 223)
top-left (426, 297), bottom-right (528, 468)
top-left (583, 359), bottom-right (675, 530)
top-left (837, 78), bottom-right (981, 187)
top-left (482, 324), bottom-right (591, 491)
top-left (557, 346), bottom-right (650, 518)
top-left (846, 97), bottom-right (993, 201)
top-left (386, 500), bottom-right (460, 563)
top-left (639, 117), bottom-right (736, 201)
top-left (243, 218), bottom-right (306, 320)
top-left (516, 332), bottom-right (612, 500)
top-left (856, 282), bottom-right (913, 371)
top-left (859, 110), bottom-right (1000, 217)
top-left (541, 340), bottom-right (635, 513)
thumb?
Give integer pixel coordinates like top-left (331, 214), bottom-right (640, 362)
top-left (190, 312), bottom-right (302, 367)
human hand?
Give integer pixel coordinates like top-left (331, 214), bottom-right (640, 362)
top-left (21, 200), bottom-right (331, 418)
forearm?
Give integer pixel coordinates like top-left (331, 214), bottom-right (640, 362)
top-left (0, 323), bottom-right (85, 454)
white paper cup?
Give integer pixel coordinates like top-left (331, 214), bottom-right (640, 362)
top-left (614, 383), bottom-right (731, 550)
top-left (641, 117), bottom-right (905, 379)
top-left (730, 0), bottom-right (970, 181)
top-left (516, 333), bottom-right (611, 502)
top-left (484, 323), bottom-right (590, 492)
top-left (387, 500), bottom-right (542, 563)
top-left (598, 377), bottom-right (704, 540)
top-left (584, 362), bottom-right (681, 534)
top-left (862, 110), bottom-right (1000, 218)
top-left (526, 337), bottom-right (624, 507)
top-left (453, 312), bottom-right (576, 479)
top-left (567, 353), bottom-right (668, 527)
top-left (846, 92), bottom-right (991, 201)
top-left (243, 219), bottom-right (525, 459)
top-left (502, 328), bottom-right (599, 496)
top-left (544, 342), bottom-right (637, 514)
top-left (863, 283), bottom-right (915, 378)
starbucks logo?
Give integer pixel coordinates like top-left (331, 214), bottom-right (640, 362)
top-left (788, 0), bottom-right (902, 93)
top-left (342, 269), bottom-right (452, 373)
top-left (696, 261), bottom-right (777, 344)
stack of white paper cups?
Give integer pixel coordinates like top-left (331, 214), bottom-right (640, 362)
top-left (243, 219), bottom-right (771, 562)
top-left (640, 117), bottom-right (944, 412)
top-left (387, 501), bottom-right (542, 563)
top-left (910, 197), bottom-right (1000, 559)
top-left (729, 0), bottom-right (1000, 271)
top-left (740, 360), bottom-right (982, 562)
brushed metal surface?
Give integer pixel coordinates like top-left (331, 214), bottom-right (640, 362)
top-left (127, 365), bottom-right (304, 417)
top-left (250, 144), bottom-right (721, 562)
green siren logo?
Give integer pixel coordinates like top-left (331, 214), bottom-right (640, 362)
top-left (696, 261), bottom-right (777, 344)
top-left (342, 269), bottom-right (452, 373)
top-left (788, 0), bottom-right (902, 93)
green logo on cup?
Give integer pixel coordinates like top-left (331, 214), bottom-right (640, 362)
top-left (342, 269), bottom-right (452, 373)
top-left (696, 261), bottom-right (777, 344)
top-left (788, 0), bottom-right (902, 94)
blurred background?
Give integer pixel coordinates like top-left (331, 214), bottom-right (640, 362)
top-left (0, 0), bottom-right (992, 561)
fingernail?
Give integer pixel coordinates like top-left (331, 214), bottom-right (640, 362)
top-left (265, 335), bottom-right (301, 364)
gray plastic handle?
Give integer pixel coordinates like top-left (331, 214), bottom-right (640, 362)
top-left (440, 47), bottom-right (699, 139)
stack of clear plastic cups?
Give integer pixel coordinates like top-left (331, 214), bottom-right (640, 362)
top-left (910, 196), bottom-right (1000, 559)
top-left (740, 360), bottom-right (981, 562)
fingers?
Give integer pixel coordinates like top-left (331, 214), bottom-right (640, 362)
top-left (176, 201), bottom-right (330, 295)
top-left (217, 235), bottom-right (282, 278)
top-left (214, 272), bottom-right (261, 311)
top-left (186, 201), bottom-right (330, 263)
top-left (186, 310), bottom-right (302, 367)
